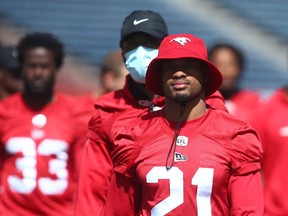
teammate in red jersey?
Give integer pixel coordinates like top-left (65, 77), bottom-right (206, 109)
top-left (0, 32), bottom-right (88, 216)
top-left (208, 43), bottom-right (261, 122)
top-left (250, 88), bottom-right (288, 215)
top-left (74, 11), bottom-right (227, 216)
top-left (104, 33), bottom-right (264, 215)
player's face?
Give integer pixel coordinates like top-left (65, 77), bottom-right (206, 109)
top-left (160, 58), bottom-right (206, 103)
top-left (210, 48), bottom-right (241, 91)
top-left (22, 47), bottom-right (58, 94)
top-left (103, 64), bottom-right (128, 92)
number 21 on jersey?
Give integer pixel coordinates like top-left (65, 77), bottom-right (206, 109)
top-left (146, 166), bottom-right (214, 216)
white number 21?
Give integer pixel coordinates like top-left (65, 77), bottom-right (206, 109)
top-left (146, 166), bottom-right (214, 216)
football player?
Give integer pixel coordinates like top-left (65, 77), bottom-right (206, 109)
top-left (104, 34), bottom-right (263, 215)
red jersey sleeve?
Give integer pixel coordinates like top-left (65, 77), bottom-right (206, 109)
top-left (74, 110), bottom-right (113, 216)
top-left (103, 114), bottom-right (150, 216)
top-left (111, 129), bottom-right (138, 176)
top-left (110, 114), bottom-right (155, 177)
top-left (103, 172), bottom-right (142, 216)
top-left (228, 171), bottom-right (264, 215)
top-left (225, 123), bottom-right (263, 176)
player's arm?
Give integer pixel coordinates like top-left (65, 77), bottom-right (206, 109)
top-left (228, 171), bottom-right (263, 215)
top-left (103, 171), bottom-right (141, 216)
top-left (228, 123), bottom-right (264, 215)
top-left (74, 114), bottom-right (113, 216)
top-left (103, 124), bottom-right (143, 215)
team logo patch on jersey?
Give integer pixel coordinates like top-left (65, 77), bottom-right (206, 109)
top-left (176, 136), bottom-right (188, 146)
top-left (174, 152), bottom-right (187, 162)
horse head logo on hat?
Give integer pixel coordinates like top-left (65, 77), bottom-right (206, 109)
top-left (170, 37), bottom-right (191, 46)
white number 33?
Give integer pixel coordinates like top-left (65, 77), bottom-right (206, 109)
top-left (6, 137), bottom-right (69, 195)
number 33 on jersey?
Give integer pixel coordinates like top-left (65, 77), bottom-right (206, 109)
top-left (0, 93), bottom-right (87, 216)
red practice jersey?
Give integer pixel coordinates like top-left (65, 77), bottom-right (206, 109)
top-left (225, 90), bottom-right (260, 122)
top-left (0, 92), bottom-right (88, 216)
top-left (75, 76), bottom-right (164, 216)
top-left (75, 75), bottom-right (227, 215)
top-left (250, 89), bottom-right (288, 215)
top-left (104, 108), bottom-right (263, 215)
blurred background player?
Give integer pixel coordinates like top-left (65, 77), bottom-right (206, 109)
top-left (82, 48), bottom-right (128, 101)
top-left (0, 32), bottom-right (88, 216)
top-left (208, 43), bottom-right (260, 122)
top-left (250, 86), bottom-right (288, 215)
top-left (0, 46), bottom-right (23, 99)
top-left (97, 48), bottom-right (128, 96)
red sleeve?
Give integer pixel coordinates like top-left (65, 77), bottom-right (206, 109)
top-left (103, 123), bottom-right (144, 215)
top-left (103, 172), bottom-right (141, 216)
top-left (111, 121), bottom-right (146, 177)
top-left (70, 97), bottom-right (95, 181)
top-left (226, 124), bottom-right (263, 175)
top-left (74, 113), bottom-right (113, 216)
top-left (111, 130), bottom-right (137, 176)
top-left (228, 171), bottom-right (264, 215)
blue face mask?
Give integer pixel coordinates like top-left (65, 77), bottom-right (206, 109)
top-left (124, 46), bottom-right (158, 83)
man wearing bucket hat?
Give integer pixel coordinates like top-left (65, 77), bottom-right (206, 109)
top-left (75, 11), bottom-right (226, 215)
top-left (103, 33), bottom-right (264, 215)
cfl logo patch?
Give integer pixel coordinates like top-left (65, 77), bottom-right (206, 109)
top-left (176, 136), bottom-right (188, 146)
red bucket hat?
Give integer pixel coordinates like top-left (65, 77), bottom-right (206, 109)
top-left (146, 33), bottom-right (222, 96)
